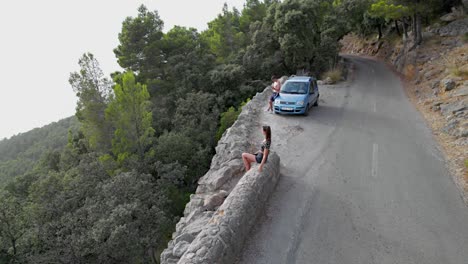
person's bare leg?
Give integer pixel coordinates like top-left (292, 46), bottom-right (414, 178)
top-left (242, 153), bottom-right (256, 171)
top-left (267, 100), bottom-right (273, 111)
top-left (242, 153), bottom-right (251, 170)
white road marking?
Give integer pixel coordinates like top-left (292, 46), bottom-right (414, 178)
top-left (372, 74), bottom-right (377, 112)
top-left (371, 143), bottom-right (379, 178)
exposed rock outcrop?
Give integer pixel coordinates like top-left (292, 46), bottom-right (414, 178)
top-left (440, 7), bottom-right (465, 22)
top-left (161, 87), bottom-right (282, 264)
top-left (178, 153), bottom-right (280, 264)
top-left (441, 78), bottom-right (456, 91)
top-left (438, 18), bottom-right (468, 37)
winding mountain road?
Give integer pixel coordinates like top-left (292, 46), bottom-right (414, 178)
top-left (238, 56), bottom-right (468, 264)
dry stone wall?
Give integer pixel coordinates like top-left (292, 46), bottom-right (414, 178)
top-left (161, 87), bottom-right (281, 264)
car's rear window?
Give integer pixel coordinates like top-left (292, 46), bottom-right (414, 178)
top-left (281, 82), bottom-right (308, 94)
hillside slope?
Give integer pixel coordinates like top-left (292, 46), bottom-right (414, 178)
top-left (341, 17), bottom-right (468, 201)
top-left (0, 116), bottom-right (79, 185)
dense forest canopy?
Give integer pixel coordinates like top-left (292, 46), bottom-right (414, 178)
top-left (0, 117), bottom-right (79, 186)
top-left (0, 0), bottom-right (460, 263)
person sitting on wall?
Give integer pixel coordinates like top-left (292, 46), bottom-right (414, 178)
top-left (266, 76), bottom-right (281, 112)
top-left (242, 125), bottom-right (271, 172)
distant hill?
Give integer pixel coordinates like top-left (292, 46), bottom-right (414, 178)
top-left (0, 116), bottom-right (79, 185)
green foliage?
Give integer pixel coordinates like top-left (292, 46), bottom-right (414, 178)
top-left (155, 132), bottom-right (193, 170)
top-left (114, 5), bottom-right (165, 81)
top-left (172, 92), bottom-right (219, 143)
top-left (369, 0), bottom-right (411, 20)
top-left (275, 1), bottom-right (322, 70)
top-left (0, 190), bottom-right (29, 262)
top-left (39, 150), bottom-right (61, 172)
top-left (4, 154), bottom-right (181, 264)
top-left (201, 4), bottom-right (244, 63)
top-left (201, 1), bottom-right (274, 64)
top-left (209, 64), bottom-right (244, 91)
top-left (106, 71), bottom-right (155, 169)
top-left (161, 26), bottom-right (215, 96)
top-left (69, 53), bottom-right (113, 152)
top-left (217, 106), bottom-right (240, 141)
top-left (8, 0), bottom-right (456, 262)
top-left (84, 171), bottom-right (174, 263)
top-left (333, 0), bottom-right (371, 34)
top-left (216, 99), bottom-right (250, 141)
top-left (0, 117), bottom-right (79, 186)
top-left (239, 0), bottom-right (269, 33)
top-left (243, 22), bottom-right (283, 78)
top-left (365, 0), bottom-right (445, 44)
top-left (243, 0), bottom-right (350, 76)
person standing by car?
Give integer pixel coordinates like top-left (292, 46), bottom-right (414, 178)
top-left (241, 125), bottom-right (271, 172)
top-left (267, 76), bottom-right (281, 112)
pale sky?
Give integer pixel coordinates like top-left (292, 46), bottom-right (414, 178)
top-left (0, 0), bottom-right (246, 140)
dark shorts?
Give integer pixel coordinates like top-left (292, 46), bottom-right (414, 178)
top-left (270, 92), bottom-right (278, 102)
top-left (255, 153), bottom-right (264, 163)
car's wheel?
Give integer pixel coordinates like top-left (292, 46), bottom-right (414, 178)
top-left (313, 95), bottom-right (319, 107)
top-left (304, 104), bottom-right (310, 116)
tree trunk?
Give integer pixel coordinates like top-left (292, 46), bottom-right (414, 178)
top-left (308, 56), bottom-right (316, 72)
top-left (149, 247), bottom-right (158, 264)
top-left (11, 238), bottom-right (17, 256)
top-left (395, 20), bottom-right (401, 36)
top-left (412, 14), bottom-right (417, 40)
top-left (378, 23), bottom-right (383, 40)
top-left (402, 18), bottom-right (409, 41)
top-left (409, 13), bottom-right (423, 51)
top-left (416, 13), bottom-right (423, 45)
top-left (414, 0), bottom-right (423, 45)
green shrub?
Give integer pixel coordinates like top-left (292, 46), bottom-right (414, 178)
top-left (216, 99), bottom-right (250, 141)
top-left (451, 68), bottom-right (468, 79)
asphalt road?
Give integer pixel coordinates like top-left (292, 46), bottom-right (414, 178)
top-left (238, 56), bottom-right (468, 264)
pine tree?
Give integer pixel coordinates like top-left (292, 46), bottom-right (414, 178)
top-left (105, 72), bottom-right (155, 169)
top-left (69, 53), bottom-right (113, 152)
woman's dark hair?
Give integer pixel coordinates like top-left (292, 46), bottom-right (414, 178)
top-left (263, 125), bottom-right (271, 141)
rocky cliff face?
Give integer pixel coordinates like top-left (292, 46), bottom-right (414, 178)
top-left (161, 87), bottom-right (282, 263)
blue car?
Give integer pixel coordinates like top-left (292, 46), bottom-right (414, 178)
top-left (274, 76), bottom-right (319, 115)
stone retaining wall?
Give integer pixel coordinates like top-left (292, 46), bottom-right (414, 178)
top-left (161, 87), bottom-right (281, 264)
